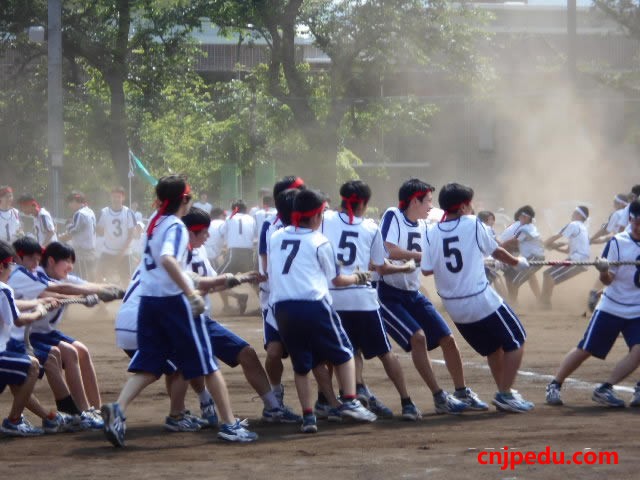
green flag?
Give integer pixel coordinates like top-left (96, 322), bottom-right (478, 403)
top-left (129, 150), bottom-right (158, 186)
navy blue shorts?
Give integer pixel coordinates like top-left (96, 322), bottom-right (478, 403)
top-left (129, 295), bottom-right (217, 380)
top-left (262, 309), bottom-right (289, 358)
top-left (455, 304), bottom-right (527, 357)
top-left (0, 350), bottom-right (33, 394)
top-left (5, 338), bottom-right (47, 379)
top-left (123, 349), bottom-right (177, 376)
top-left (274, 299), bottom-right (353, 375)
top-left (337, 310), bottom-right (392, 359)
top-left (377, 281), bottom-right (452, 352)
top-left (30, 330), bottom-right (76, 348)
top-left (578, 310), bottom-right (640, 359)
top-left (205, 317), bottom-right (250, 367)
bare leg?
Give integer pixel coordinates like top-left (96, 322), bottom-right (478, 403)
top-left (58, 341), bottom-right (89, 411)
top-left (553, 348), bottom-right (592, 384)
top-left (43, 347), bottom-right (71, 401)
top-left (409, 331), bottom-right (441, 393)
top-left (265, 341), bottom-right (284, 387)
top-left (237, 346), bottom-right (270, 396)
top-left (379, 352), bottom-right (410, 398)
top-left (439, 335), bottom-right (465, 390)
top-left (333, 358), bottom-right (356, 397)
top-left (605, 345), bottom-right (640, 385)
top-left (501, 348), bottom-right (525, 392)
top-left (8, 357), bottom-right (39, 420)
top-left (73, 341), bottom-right (101, 408)
top-left (294, 372), bottom-right (313, 412)
top-left (312, 363), bottom-right (340, 408)
top-left (167, 373), bottom-right (189, 416)
top-left (487, 348), bottom-right (504, 387)
top-left (203, 371), bottom-right (234, 425)
top-left (354, 351), bottom-right (364, 385)
top-left (528, 275), bottom-right (541, 301)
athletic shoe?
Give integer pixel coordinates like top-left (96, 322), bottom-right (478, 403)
top-left (274, 385), bottom-right (285, 405)
top-left (42, 412), bottom-right (79, 433)
top-left (511, 390), bottom-right (535, 410)
top-left (165, 414), bottom-right (201, 432)
top-left (313, 400), bottom-right (332, 420)
top-left (237, 294), bottom-right (249, 315)
top-left (262, 405), bottom-right (302, 424)
top-left (630, 386), bottom-right (640, 407)
top-left (434, 391), bottom-right (468, 414)
top-left (200, 400), bottom-right (218, 427)
top-left (184, 410), bottom-right (210, 429)
top-left (545, 383), bottom-right (563, 406)
top-left (587, 290), bottom-right (599, 312)
top-left (80, 409), bottom-right (104, 430)
top-left (592, 386), bottom-right (625, 408)
top-left (367, 396), bottom-right (394, 419)
top-left (339, 399), bottom-right (377, 422)
top-left (492, 392), bottom-right (533, 413)
top-left (356, 384), bottom-right (372, 408)
top-left (301, 414), bottom-right (318, 434)
top-left (453, 387), bottom-right (489, 411)
top-left (101, 403), bottom-right (126, 447)
top-left (327, 407), bottom-right (343, 423)
top-left (217, 419), bottom-right (258, 443)
top-left (1, 416), bottom-right (44, 437)
top-left (401, 402), bottom-right (422, 421)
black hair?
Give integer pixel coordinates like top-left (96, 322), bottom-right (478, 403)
top-left (155, 175), bottom-right (190, 215)
top-left (18, 193), bottom-right (37, 204)
top-left (210, 207), bottom-right (225, 219)
top-left (292, 189), bottom-right (326, 226)
top-left (629, 199), bottom-right (640, 218)
top-left (263, 196), bottom-right (274, 208)
top-left (182, 207), bottom-right (211, 230)
top-left (111, 186), bottom-right (126, 195)
top-left (273, 176), bottom-right (306, 199)
top-left (517, 205), bottom-right (535, 219)
top-left (477, 211), bottom-right (495, 224)
top-left (41, 242), bottom-right (75, 267)
top-left (398, 178), bottom-right (434, 211)
top-left (438, 183), bottom-right (474, 213)
top-left (0, 239), bottom-right (16, 263)
top-left (577, 205), bottom-right (589, 219)
top-left (66, 191), bottom-right (86, 204)
top-left (275, 189), bottom-right (299, 226)
top-left (631, 185), bottom-right (640, 197)
top-left (340, 180), bottom-right (371, 209)
top-left (231, 199), bottom-right (247, 214)
top-left (13, 237), bottom-right (43, 257)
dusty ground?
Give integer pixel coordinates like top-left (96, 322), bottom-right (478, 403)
top-left (2, 272), bottom-right (638, 480)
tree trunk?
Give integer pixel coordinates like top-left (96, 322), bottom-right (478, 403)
top-left (106, 74), bottom-right (130, 188)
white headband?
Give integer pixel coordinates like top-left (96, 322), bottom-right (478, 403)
top-left (575, 207), bottom-right (588, 220)
top-left (615, 195), bottom-right (629, 205)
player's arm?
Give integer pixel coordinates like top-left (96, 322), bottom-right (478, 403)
top-left (543, 232), bottom-right (563, 249)
top-left (161, 255), bottom-right (196, 296)
top-left (491, 247), bottom-right (523, 267)
top-left (375, 259), bottom-right (416, 276)
top-left (384, 242), bottom-right (421, 261)
top-left (44, 281), bottom-right (118, 296)
top-left (500, 237), bottom-right (518, 251)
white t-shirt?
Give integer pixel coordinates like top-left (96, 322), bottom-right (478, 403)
top-left (97, 206), bottom-right (136, 255)
top-left (268, 226), bottom-right (337, 304)
top-left (253, 208), bottom-right (277, 238)
top-left (0, 208), bottom-right (21, 243)
top-left (220, 213), bottom-right (256, 249)
top-left (0, 280), bottom-right (19, 351)
top-left (597, 232), bottom-right (640, 318)
top-left (8, 266), bottom-right (49, 341)
top-left (139, 215), bottom-right (189, 297)
top-left (115, 268), bottom-right (141, 350)
top-left (258, 217), bottom-right (284, 317)
top-left (559, 221), bottom-right (590, 260)
top-left (322, 211), bottom-right (385, 311)
top-left (513, 223), bottom-right (544, 258)
top-left (68, 206), bottom-right (96, 251)
top-left (422, 215), bottom-right (503, 324)
top-left (204, 219), bottom-right (225, 260)
top-left (30, 267), bottom-right (85, 334)
top-left (34, 207), bottom-right (57, 245)
top-left (379, 207), bottom-right (425, 291)
top-left (186, 245), bottom-right (217, 315)
top-left (605, 208), bottom-right (627, 234)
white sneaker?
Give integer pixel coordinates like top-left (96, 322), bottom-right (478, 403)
top-left (630, 386), bottom-right (640, 407)
top-left (545, 383), bottom-right (563, 406)
top-left (339, 399), bottom-right (377, 422)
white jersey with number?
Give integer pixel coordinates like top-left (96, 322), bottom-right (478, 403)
top-left (115, 268), bottom-right (141, 350)
top-left (322, 211), bottom-right (384, 311)
top-left (186, 245), bottom-right (216, 315)
top-left (379, 207), bottom-right (425, 291)
top-left (205, 219), bottom-right (225, 260)
top-left (501, 222), bottom-right (544, 258)
top-left (98, 206), bottom-right (136, 255)
top-left (559, 221), bottom-right (590, 260)
top-left (67, 206), bottom-right (96, 251)
top-left (34, 207), bottom-right (57, 245)
top-left (422, 215), bottom-right (503, 324)
top-left (259, 217), bottom-right (284, 319)
top-left (268, 226), bottom-right (337, 304)
top-left (253, 208), bottom-right (277, 238)
top-left (8, 266), bottom-right (49, 341)
top-left (597, 232), bottom-right (640, 318)
top-left (0, 208), bottom-right (21, 243)
top-left (0, 280), bottom-right (20, 351)
top-left (220, 213), bottom-right (256, 249)
top-left (139, 215), bottom-right (189, 297)
top-left (29, 267), bottom-right (85, 334)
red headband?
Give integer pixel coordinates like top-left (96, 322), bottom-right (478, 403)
top-left (187, 223), bottom-right (209, 233)
top-left (440, 201), bottom-right (471, 222)
top-left (398, 190), bottom-right (430, 210)
top-left (341, 194), bottom-right (362, 224)
top-left (229, 206), bottom-right (240, 218)
top-left (0, 187), bottom-right (13, 196)
top-left (147, 183), bottom-right (191, 236)
top-left (291, 202), bottom-right (326, 227)
top-left (288, 177), bottom-right (305, 189)
top-left (1, 256), bottom-right (14, 265)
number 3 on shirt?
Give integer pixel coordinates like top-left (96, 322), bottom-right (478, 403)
top-left (443, 237), bottom-right (463, 273)
top-left (281, 239), bottom-right (300, 274)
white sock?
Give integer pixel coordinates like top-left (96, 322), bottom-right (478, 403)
top-left (262, 391), bottom-right (280, 410)
top-left (198, 389), bottom-right (213, 405)
top-left (271, 384), bottom-right (283, 394)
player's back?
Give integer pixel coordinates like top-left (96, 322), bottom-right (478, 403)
top-left (71, 206), bottom-right (96, 250)
top-left (35, 207), bottom-right (57, 245)
top-left (379, 207), bottom-right (423, 291)
top-left (0, 207), bottom-right (20, 243)
top-left (223, 213), bottom-right (255, 249)
top-left (268, 226), bottom-right (334, 303)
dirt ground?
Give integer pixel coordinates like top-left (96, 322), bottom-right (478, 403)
top-left (2, 272), bottom-right (639, 480)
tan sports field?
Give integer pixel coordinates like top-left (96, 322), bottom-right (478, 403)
top-left (1, 272), bottom-right (638, 480)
